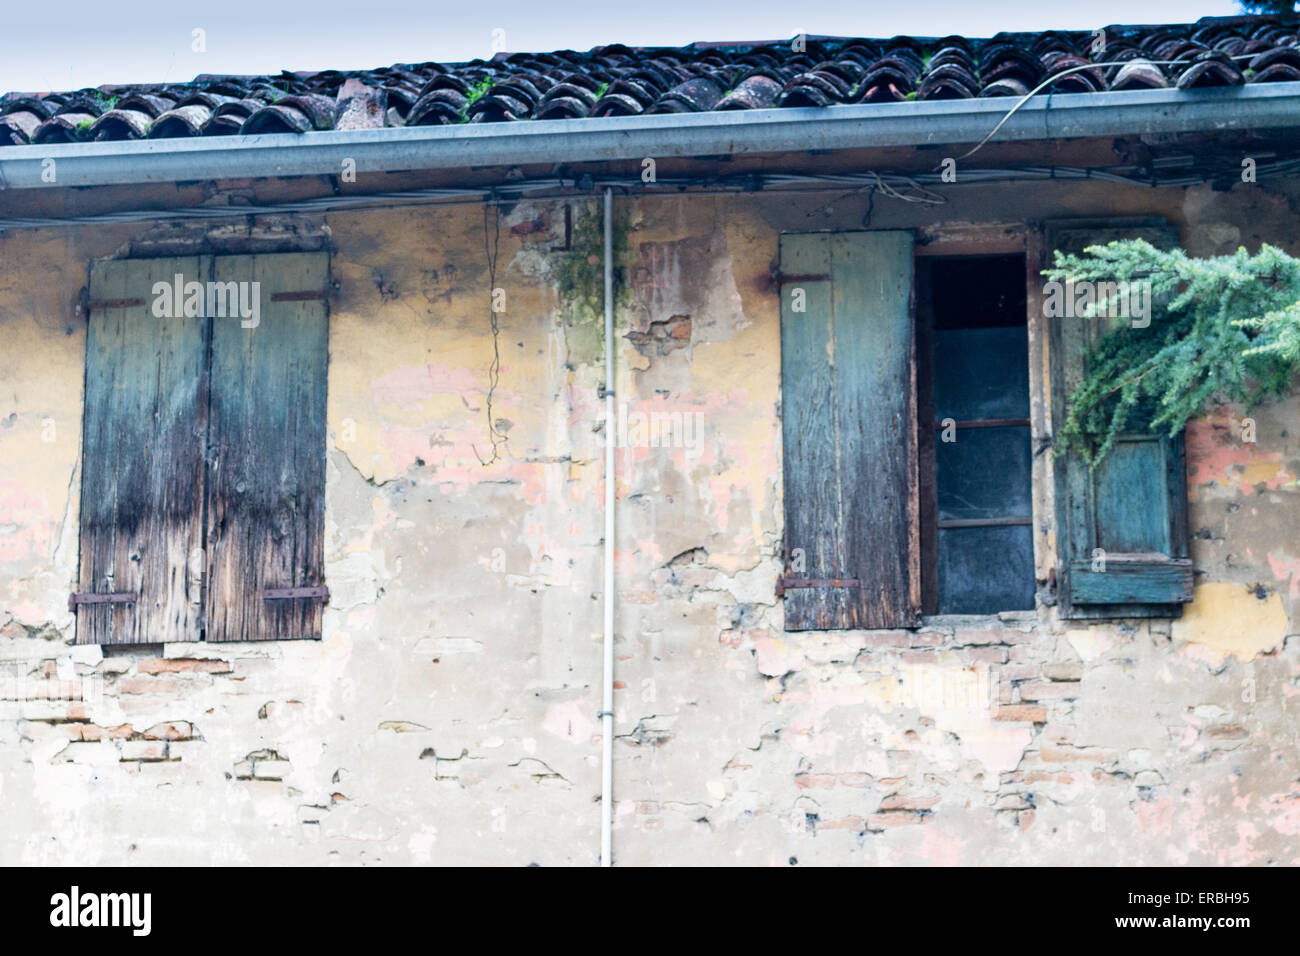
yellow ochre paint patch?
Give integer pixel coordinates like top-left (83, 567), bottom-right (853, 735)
top-left (1173, 582), bottom-right (1290, 658)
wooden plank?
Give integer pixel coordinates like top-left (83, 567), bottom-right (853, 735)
top-left (779, 234), bottom-right (851, 630)
top-left (779, 231), bottom-right (919, 630)
top-left (834, 231), bottom-right (919, 628)
top-left (76, 256), bottom-right (208, 644)
top-left (1067, 559), bottom-right (1193, 604)
top-left (1093, 437), bottom-right (1170, 553)
top-left (914, 258), bottom-right (939, 616)
top-left (204, 252), bottom-right (329, 641)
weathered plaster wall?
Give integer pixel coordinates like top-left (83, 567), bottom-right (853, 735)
top-left (2, 175), bottom-right (1299, 865)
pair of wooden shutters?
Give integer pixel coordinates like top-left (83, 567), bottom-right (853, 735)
top-left (73, 253), bottom-right (329, 644)
top-left (778, 225), bottom-right (1190, 630)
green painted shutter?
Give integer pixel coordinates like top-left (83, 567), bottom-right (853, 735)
top-left (203, 253), bottom-right (330, 641)
top-left (75, 257), bottom-right (209, 644)
top-left (778, 232), bottom-right (919, 630)
top-left (1044, 220), bottom-right (1192, 618)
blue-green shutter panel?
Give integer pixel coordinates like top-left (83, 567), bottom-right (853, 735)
top-left (203, 253), bottom-right (329, 642)
top-left (76, 257), bottom-right (209, 644)
top-left (779, 231), bottom-right (919, 630)
top-left (1044, 220), bottom-right (1193, 617)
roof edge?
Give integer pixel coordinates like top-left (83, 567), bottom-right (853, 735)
top-left (3, 83), bottom-right (1300, 191)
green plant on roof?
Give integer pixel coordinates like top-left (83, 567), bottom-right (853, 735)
top-left (92, 94), bottom-right (118, 111)
top-left (595, 81), bottom-right (609, 99)
top-left (75, 119), bottom-right (93, 134)
top-left (1044, 239), bottom-right (1300, 466)
top-left (458, 75), bottom-right (495, 121)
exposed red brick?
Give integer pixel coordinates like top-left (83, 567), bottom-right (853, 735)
top-left (1206, 724), bottom-right (1250, 739)
top-left (867, 811), bottom-right (928, 828)
top-left (1001, 663), bottom-right (1040, 681)
top-left (820, 815), bottom-right (865, 830)
top-left (117, 677), bottom-right (192, 695)
top-left (142, 721), bottom-right (194, 740)
top-left (907, 632), bottom-right (945, 647)
top-left (879, 794), bottom-right (940, 811)
top-left (794, 773), bottom-right (835, 789)
top-left (1001, 630), bottom-right (1037, 644)
top-left (137, 658), bottom-right (232, 674)
top-left (1042, 661), bottom-right (1083, 681)
top-left (119, 740), bottom-right (168, 761)
top-left (838, 772), bottom-right (873, 788)
top-left (995, 705), bottom-right (1048, 722)
top-left (952, 628), bottom-right (1003, 646)
top-left (865, 630), bottom-right (912, 648)
top-left (1018, 680), bottom-right (1080, 701)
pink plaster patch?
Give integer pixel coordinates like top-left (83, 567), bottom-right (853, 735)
top-left (1267, 551), bottom-right (1300, 599)
top-left (370, 361), bottom-right (486, 411)
top-left (0, 480), bottom-right (53, 564)
top-left (753, 637), bottom-right (805, 677)
top-left (541, 700), bottom-right (596, 744)
top-left (1185, 410), bottom-right (1295, 498)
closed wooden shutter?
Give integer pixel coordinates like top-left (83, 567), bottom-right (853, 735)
top-left (1044, 220), bottom-right (1192, 618)
top-left (75, 257), bottom-right (209, 644)
top-left (778, 232), bottom-right (920, 630)
top-left (203, 253), bottom-right (329, 641)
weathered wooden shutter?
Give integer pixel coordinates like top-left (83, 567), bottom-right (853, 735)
top-left (204, 253), bottom-right (330, 641)
top-left (1044, 220), bottom-right (1192, 618)
top-left (778, 232), bottom-right (919, 630)
top-left (75, 257), bottom-right (209, 644)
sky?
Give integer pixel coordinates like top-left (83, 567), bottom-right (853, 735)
top-left (1, 0), bottom-right (1246, 93)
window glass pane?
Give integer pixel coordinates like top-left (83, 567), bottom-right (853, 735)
top-left (933, 327), bottom-right (1030, 421)
top-left (935, 425), bottom-right (1032, 521)
top-left (937, 525), bottom-right (1036, 614)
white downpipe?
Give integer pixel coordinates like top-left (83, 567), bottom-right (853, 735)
top-left (600, 187), bottom-right (615, 867)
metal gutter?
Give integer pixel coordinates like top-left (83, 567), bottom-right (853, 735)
top-left (2, 83), bottom-right (1300, 191)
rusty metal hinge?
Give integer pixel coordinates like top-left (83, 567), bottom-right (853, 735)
top-left (270, 290), bottom-right (328, 302)
top-left (68, 591), bottom-right (136, 611)
top-left (775, 578), bottom-right (860, 598)
top-left (263, 586), bottom-right (330, 602)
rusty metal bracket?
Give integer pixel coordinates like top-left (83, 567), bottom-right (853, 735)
top-left (68, 591), bottom-right (136, 611)
top-left (263, 586), bottom-right (330, 602)
top-left (775, 578), bottom-right (860, 598)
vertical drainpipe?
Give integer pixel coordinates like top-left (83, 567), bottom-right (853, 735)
top-left (600, 187), bottom-right (615, 867)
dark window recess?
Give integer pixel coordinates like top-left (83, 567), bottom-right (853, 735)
top-left (919, 255), bottom-right (1035, 615)
top-left (72, 253), bottom-right (330, 645)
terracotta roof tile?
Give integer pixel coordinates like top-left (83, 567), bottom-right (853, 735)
top-left (2, 15), bottom-right (1298, 148)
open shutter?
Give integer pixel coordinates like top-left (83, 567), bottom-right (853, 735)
top-left (1044, 219), bottom-right (1192, 618)
top-left (75, 257), bottom-right (209, 644)
top-left (778, 231), bottom-right (919, 630)
top-left (204, 253), bottom-right (329, 641)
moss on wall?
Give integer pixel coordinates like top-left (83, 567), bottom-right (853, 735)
top-left (550, 199), bottom-right (635, 367)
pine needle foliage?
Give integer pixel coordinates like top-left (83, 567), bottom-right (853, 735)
top-left (1043, 240), bottom-right (1300, 466)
